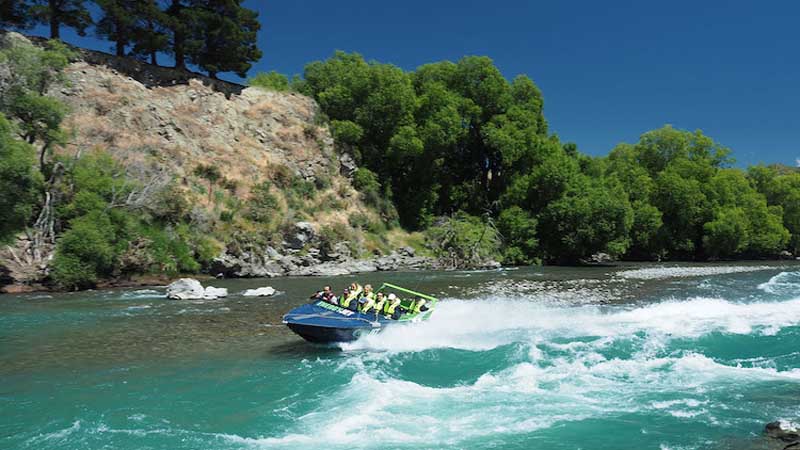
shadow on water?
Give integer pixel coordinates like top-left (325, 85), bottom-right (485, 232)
top-left (264, 340), bottom-right (342, 358)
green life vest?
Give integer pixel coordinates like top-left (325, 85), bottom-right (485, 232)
top-left (341, 285), bottom-right (362, 308)
top-left (384, 298), bottom-right (401, 315)
top-left (359, 292), bottom-right (376, 312)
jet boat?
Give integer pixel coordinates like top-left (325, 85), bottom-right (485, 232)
top-left (282, 283), bottom-right (437, 343)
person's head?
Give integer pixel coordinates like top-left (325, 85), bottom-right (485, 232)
top-left (364, 284), bottom-right (372, 292)
top-left (323, 286), bottom-right (331, 293)
top-left (388, 293), bottom-right (397, 301)
top-left (377, 292), bottom-right (384, 299)
top-left (349, 282), bottom-right (357, 290)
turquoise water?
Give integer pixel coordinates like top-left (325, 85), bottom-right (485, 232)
top-left (2, 263), bottom-right (800, 449)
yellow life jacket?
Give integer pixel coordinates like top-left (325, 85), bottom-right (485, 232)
top-left (341, 285), bottom-right (362, 308)
top-left (359, 291), bottom-right (376, 312)
top-left (384, 298), bottom-right (401, 315)
top-left (373, 297), bottom-right (386, 314)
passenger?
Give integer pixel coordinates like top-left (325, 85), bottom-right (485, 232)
top-left (340, 283), bottom-right (362, 311)
top-left (358, 284), bottom-right (376, 313)
top-left (372, 292), bottom-right (386, 316)
top-left (383, 293), bottom-right (403, 319)
top-left (310, 286), bottom-right (337, 305)
top-left (408, 297), bottom-right (429, 314)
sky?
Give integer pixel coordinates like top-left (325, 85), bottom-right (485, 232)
top-left (18, 0), bottom-right (800, 167)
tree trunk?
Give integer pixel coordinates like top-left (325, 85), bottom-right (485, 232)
top-left (49, 0), bottom-right (60, 39)
top-left (150, 52), bottom-right (157, 65)
top-left (208, 71), bottom-right (217, 79)
top-left (116, 38), bottom-right (125, 56)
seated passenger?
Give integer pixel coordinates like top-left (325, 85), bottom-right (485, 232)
top-left (340, 283), bottom-right (362, 311)
top-left (310, 286), bottom-right (337, 305)
top-left (358, 284), bottom-right (376, 313)
top-left (372, 292), bottom-right (386, 316)
top-left (383, 293), bottom-right (403, 319)
top-left (408, 297), bottom-right (429, 313)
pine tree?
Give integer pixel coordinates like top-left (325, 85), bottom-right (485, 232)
top-left (130, 0), bottom-right (169, 65)
top-left (0, 0), bottom-right (31, 29)
top-left (29, 0), bottom-right (92, 39)
top-left (95, 0), bottom-right (139, 56)
top-left (191, 0), bottom-right (261, 78)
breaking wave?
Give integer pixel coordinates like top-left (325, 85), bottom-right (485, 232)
top-left (758, 271), bottom-right (800, 295)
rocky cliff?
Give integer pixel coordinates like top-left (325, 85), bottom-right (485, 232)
top-left (0, 32), bottom-right (435, 291)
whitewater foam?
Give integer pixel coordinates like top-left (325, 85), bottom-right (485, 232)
top-left (343, 295), bottom-right (800, 353)
top-left (758, 271), bottom-right (800, 295)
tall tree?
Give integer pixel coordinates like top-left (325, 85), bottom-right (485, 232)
top-left (29, 0), bottom-right (91, 39)
top-left (129, 0), bottom-right (169, 65)
top-left (0, 0), bottom-right (31, 28)
top-left (191, 0), bottom-right (261, 78)
top-left (95, 0), bottom-right (139, 56)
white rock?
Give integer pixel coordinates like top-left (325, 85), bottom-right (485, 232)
top-left (242, 287), bottom-right (276, 297)
top-left (166, 278), bottom-right (205, 300)
top-left (203, 286), bottom-right (228, 299)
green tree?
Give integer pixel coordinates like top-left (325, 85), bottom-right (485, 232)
top-left (193, 163), bottom-right (221, 201)
top-left (29, 0), bottom-right (92, 39)
top-left (95, 0), bottom-right (140, 56)
top-left (190, 0), bottom-right (261, 78)
top-left (0, 115), bottom-right (43, 243)
top-left (538, 179), bottom-right (633, 263)
top-left (496, 206), bottom-right (538, 264)
top-left (0, 0), bottom-right (31, 28)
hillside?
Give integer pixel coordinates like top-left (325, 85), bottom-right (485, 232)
top-left (0, 32), bottom-right (434, 292)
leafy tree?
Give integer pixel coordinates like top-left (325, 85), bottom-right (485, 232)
top-left (129, 0), bottom-right (169, 65)
top-left (193, 163), bottom-right (222, 201)
top-left (497, 206), bottom-right (538, 264)
top-left (538, 179), bottom-right (633, 263)
top-left (0, 114), bottom-right (43, 243)
top-left (29, 0), bottom-right (92, 39)
top-left (426, 213), bottom-right (502, 268)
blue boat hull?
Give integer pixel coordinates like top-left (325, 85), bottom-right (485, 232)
top-left (282, 301), bottom-right (390, 343)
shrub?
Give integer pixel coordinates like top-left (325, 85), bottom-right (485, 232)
top-left (51, 212), bottom-right (117, 289)
top-left (246, 181), bottom-right (279, 223)
top-left (425, 213), bottom-right (502, 268)
top-left (248, 71), bottom-right (290, 91)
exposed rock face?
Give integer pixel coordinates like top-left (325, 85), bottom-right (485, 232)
top-left (166, 278), bottom-right (205, 300)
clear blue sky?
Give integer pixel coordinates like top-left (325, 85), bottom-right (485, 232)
top-left (20, 0), bottom-right (800, 167)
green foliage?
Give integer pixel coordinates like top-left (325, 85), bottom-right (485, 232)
top-left (246, 180), bottom-right (279, 223)
top-left (51, 211), bottom-right (116, 290)
top-left (188, 0), bottom-right (262, 78)
top-left (497, 206), bottom-right (538, 265)
top-left (538, 180), bottom-right (633, 263)
top-left (426, 213), bottom-right (502, 268)
top-left (248, 71), bottom-right (290, 91)
top-left (0, 114), bottom-right (43, 242)
top-left (29, 0), bottom-right (92, 39)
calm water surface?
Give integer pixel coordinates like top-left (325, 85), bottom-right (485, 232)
top-left (2, 262), bottom-right (800, 449)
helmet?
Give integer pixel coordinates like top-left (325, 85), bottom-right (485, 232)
top-left (388, 293), bottom-right (397, 300)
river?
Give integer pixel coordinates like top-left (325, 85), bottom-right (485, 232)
top-left (2, 262), bottom-right (800, 449)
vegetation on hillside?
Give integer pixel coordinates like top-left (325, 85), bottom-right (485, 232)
top-left (1, 10), bottom-right (800, 291)
top-left (2, 0), bottom-right (261, 77)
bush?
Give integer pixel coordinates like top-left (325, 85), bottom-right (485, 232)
top-left (290, 178), bottom-right (316, 200)
top-left (51, 212), bottom-right (117, 289)
top-left (246, 181), bottom-right (279, 223)
top-left (497, 206), bottom-right (538, 265)
top-left (0, 115), bottom-right (42, 242)
top-left (248, 71), bottom-right (290, 91)
top-left (352, 168), bottom-right (381, 206)
top-left (426, 213), bottom-right (502, 268)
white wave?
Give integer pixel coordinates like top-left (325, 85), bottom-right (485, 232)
top-left (616, 265), bottom-right (776, 280)
top-left (758, 271), bottom-right (800, 295)
top-left (343, 295), bottom-right (800, 353)
top-left (258, 351), bottom-right (800, 449)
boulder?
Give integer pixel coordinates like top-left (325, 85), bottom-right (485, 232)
top-left (166, 278), bottom-right (205, 300)
top-left (210, 252), bottom-right (285, 278)
top-left (284, 222), bottom-right (316, 250)
top-left (778, 250), bottom-right (794, 260)
top-left (765, 421), bottom-right (799, 444)
top-left (339, 152), bottom-right (357, 178)
top-left (203, 286), bottom-right (228, 299)
top-left (242, 286), bottom-right (276, 297)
